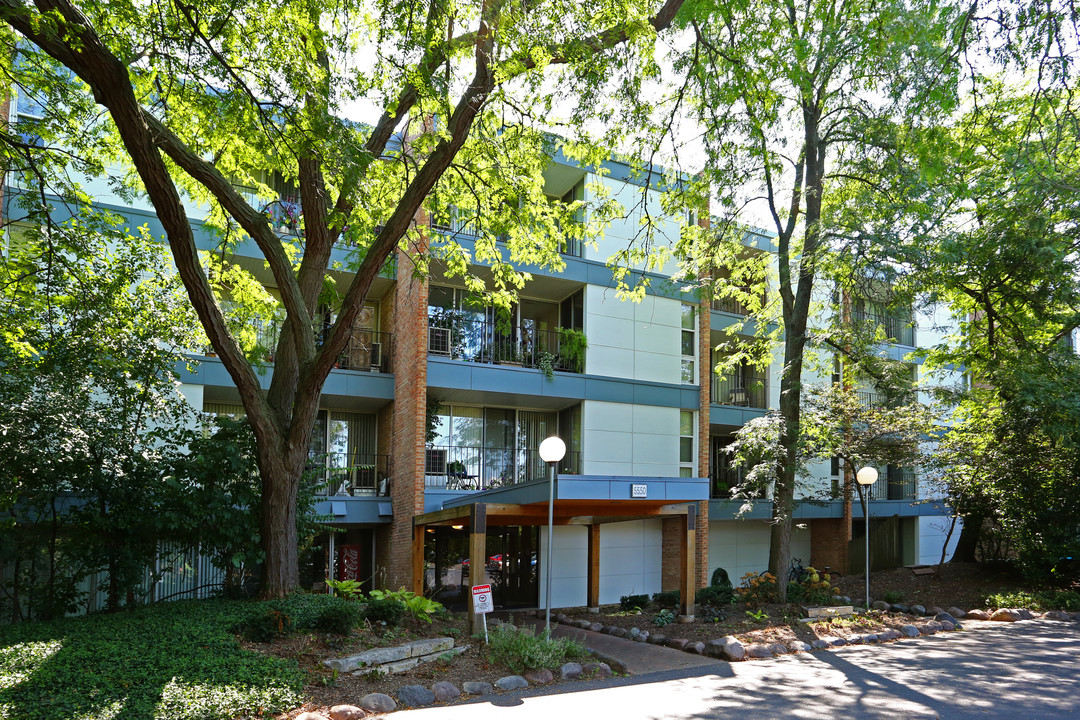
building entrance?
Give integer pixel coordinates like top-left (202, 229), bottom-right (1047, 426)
top-left (424, 525), bottom-right (538, 611)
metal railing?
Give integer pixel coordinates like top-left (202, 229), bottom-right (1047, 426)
top-left (309, 452), bottom-right (391, 497)
top-left (427, 318), bottom-right (584, 374)
top-left (214, 323), bottom-right (393, 373)
top-left (708, 465), bottom-right (768, 499)
top-left (711, 375), bottom-right (769, 409)
top-left (424, 445), bottom-right (581, 491)
top-left (859, 468), bottom-right (916, 501)
top-left (852, 311), bottom-right (915, 346)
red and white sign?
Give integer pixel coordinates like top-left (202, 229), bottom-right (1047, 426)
top-left (472, 584), bottom-right (493, 614)
top-left (337, 544), bottom-right (362, 581)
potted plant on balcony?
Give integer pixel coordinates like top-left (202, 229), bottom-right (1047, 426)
top-left (558, 327), bottom-right (587, 373)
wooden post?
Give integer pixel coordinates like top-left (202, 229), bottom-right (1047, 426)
top-left (468, 504), bottom-right (487, 636)
top-left (411, 524), bottom-right (425, 596)
top-left (587, 523), bottom-right (600, 611)
top-left (680, 505), bottom-right (697, 618)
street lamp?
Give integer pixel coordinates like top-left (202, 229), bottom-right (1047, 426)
top-left (538, 436), bottom-right (566, 638)
top-left (856, 466), bottom-right (879, 611)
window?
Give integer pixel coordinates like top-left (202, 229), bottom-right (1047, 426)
top-left (679, 410), bottom-right (695, 477)
top-left (681, 304), bottom-right (696, 384)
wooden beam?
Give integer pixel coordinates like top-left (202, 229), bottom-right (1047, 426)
top-left (467, 504), bottom-right (487, 636)
top-left (411, 524), bottom-right (425, 596)
top-left (587, 524), bottom-right (600, 610)
top-left (680, 504), bottom-right (697, 617)
top-left (413, 505), bottom-right (472, 526)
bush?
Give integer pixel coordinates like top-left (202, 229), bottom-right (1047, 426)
top-left (1041, 589), bottom-right (1080, 611)
top-left (984, 591), bottom-right (1038, 609)
top-left (368, 588), bottom-right (445, 623)
top-left (785, 581), bottom-right (806, 604)
top-left (735, 571), bottom-right (777, 608)
top-left (316, 601), bottom-right (364, 635)
top-left (619, 594), bottom-right (650, 611)
top-left (364, 597), bottom-right (406, 625)
top-left (697, 584), bottom-right (734, 606)
top-left (484, 626), bottom-right (587, 674)
top-left (652, 590), bottom-right (680, 608)
top-left (654, 608), bottom-right (675, 627)
top-left (237, 607), bottom-right (295, 642)
top-left (710, 567), bottom-right (731, 588)
top-left (883, 590), bottom-right (905, 604)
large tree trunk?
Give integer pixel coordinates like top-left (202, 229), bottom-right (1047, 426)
top-left (950, 512), bottom-right (982, 563)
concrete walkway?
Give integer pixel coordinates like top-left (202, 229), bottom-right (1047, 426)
top-left (516, 615), bottom-right (721, 675)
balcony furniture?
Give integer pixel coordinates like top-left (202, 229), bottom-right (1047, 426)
top-left (728, 388), bottom-right (749, 406)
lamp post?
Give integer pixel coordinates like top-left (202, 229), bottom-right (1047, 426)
top-left (538, 436), bottom-right (566, 638)
top-left (856, 466), bottom-right (879, 611)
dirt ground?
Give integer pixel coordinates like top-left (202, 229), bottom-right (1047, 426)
top-left (832, 561), bottom-right (1031, 611)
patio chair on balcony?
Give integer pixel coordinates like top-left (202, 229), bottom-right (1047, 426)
top-left (728, 387), bottom-right (749, 406)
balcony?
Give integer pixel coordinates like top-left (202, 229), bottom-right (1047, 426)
top-left (424, 445), bottom-right (582, 491)
top-left (427, 318), bottom-right (584, 374)
top-left (852, 310), bottom-right (915, 346)
top-left (711, 374), bottom-right (769, 409)
top-left (860, 467), bottom-right (916, 501)
top-left (309, 452), bottom-right (391, 497)
top-left (222, 323), bottom-right (393, 373)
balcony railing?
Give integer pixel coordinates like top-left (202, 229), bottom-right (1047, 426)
top-left (309, 452), bottom-right (391, 497)
top-left (427, 318), bottom-right (583, 374)
top-left (424, 445), bottom-right (581, 491)
top-left (711, 375), bottom-right (769, 409)
top-left (859, 468), bottom-right (916, 501)
top-left (220, 323), bottom-right (393, 373)
top-left (708, 465), bottom-right (767, 499)
top-left (852, 311), bottom-right (915, 346)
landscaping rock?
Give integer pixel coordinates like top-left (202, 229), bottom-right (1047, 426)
top-left (910, 604), bottom-right (927, 616)
top-left (871, 600), bottom-right (891, 611)
top-left (1044, 610), bottom-right (1073, 621)
top-left (826, 637), bottom-right (847, 647)
top-left (900, 624), bottom-right (920, 637)
top-left (555, 613), bottom-right (567, 622)
top-left (297, 713), bottom-right (329, 720)
top-left (396, 685), bottom-right (435, 708)
top-left (768, 643), bottom-right (789, 655)
top-left (646, 634), bottom-right (668, 646)
top-left (811, 639), bottom-right (830, 650)
top-left (576, 619), bottom-right (591, 629)
top-left (359, 693), bottom-right (396, 714)
top-left (877, 629), bottom-right (899, 641)
top-left (990, 608), bottom-right (1023, 622)
top-left (863, 633), bottom-right (880, 643)
top-left (925, 620), bottom-right (944, 632)
top-left (495, 675), bottom-right (529, 691)
top-left (524, 668), bottom-right (554, 685)
top-left (746, 644), bottom-right (772, 658)
top-left (582, 662), bottom-right (612, 679)
top-left (1017, 609), bottom-right (1035, 620)
top-left (928, 606), bottom-right (946, 616)
top-left (462, 681), bottom-right (494, 695)
top-left (966, 609), bottom-right (991, 620)
top-left (635, 631), bottom-right (649, 642)
top-left (947, 607), bottom-right (967, 619)
top-left (890, 603), bottom-right (910, 614)
top-left (705, 636), bottom-right (745, 661)
top-left (686, 641), bottom-right (706, 655)
top-left (831, 595), bottom-right (846, 604)
top-left (667, 638), bottom-right (689, 651)
top-left (939, 621), bottom-right (955, 632)
top-left (588, 622), bottom-right (604, 632)
top-left (560, 662), bottom-right (583, 680)
top-left (628, 627), bottom-right (642, 639)
top-left (934, 611), bottom-right (959, 625)
top-left (790, 641), bottom-right (813, 653)
top-left (329, 705), bottom-right (365, 720)
top-left (920, 624), bottom-right (937, 635)
top-left (431, 681), bottom-right (460, 702)
top-left (612, 627), bottom-right (629, 638)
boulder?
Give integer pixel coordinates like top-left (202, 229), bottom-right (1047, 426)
top-left (524, 668), bottom-right (554, 685)
top-left (329, 705), bottom-right (365, 720)
top-left (646, 634), bottom-right (668, 646)
top-left (966, 609), bottom-right (991, 620)
top-left (705, 636), bottom-right (745, 661)
top-left (612, 627), bottom-right (629, 638)
top-left (767, 643), bottom-right (789, 655)
top-left (635, 631), bottom-right (650, 642)
top-left (990, 608), bottom-right (1023, 622)
top-left (359, 694), bottom-right (397, 714)
top-left (462, 681), bottom-right (494, 695)
top-left (296, 714), bottom-right (329, 720)
top-left (910, 604), bottom-right (927, 616)
top-left (925, 620), bottom-right (944, 633)
top-left (878, 629), bottom-right (900, 641)
top-left (560, 662), bottom-right (583, 680)
top-left (871, 600), bottom-right (891, 611)
top-left (900, 624), bottom-right (920, 637)
top-left (827, 637), bottom-right (847, 647)
top-left (495, 675), bottom-right (529, 691)
top-left (1043, 610), bottom-right (1073, 621)
top-left (789, 641), bottom-right (813, 653)
top-left (746, 644), bottom-right (772, 658)
top-left (686, 641), bottom-right (705, 654)
top-left (938, 620), bottom-right (955, 632)
top-left (431, 681), bottom-right (460, 702)
top-left (576, 619), bottom-right (592, 629)
top-left (947, 607), bottom-right (967, 619)
top-left (588, 622), bottom-right (604, 632)
top-left (1017, 609), bottom-right (1036, 620)
top-left (919, 624), bottom-right (937, 635)
top-left (582, 662), bottom-right (612, 679)
top-left (555, 613), bottom-right (567, 622)
top-left (628, 627), bottom-right (642, 639)
top-left (396, 685), bottom-right (436, 708)
top-left (890, 604), bottom-right (911, 614)
top-left (934, 611), bottom-right (959, 625)
top-left (811, 639), bottom-right (830, 650)
top-left (667, 638), bottom-right (689, 651)
top-left (928, 606), bottom-right (946, 616)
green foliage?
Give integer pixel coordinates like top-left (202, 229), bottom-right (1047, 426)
top-left (651, 590), bottom-right (680, 608)
top-left (315, 602), bottom-right (364, 635)
top-left (710, 567), bottom-right (731, 588)
top-left (983, 589), bottom-right (1080, 612)
top-left (364, 598), bottom-right (405, 626)
top-left (736, 572), bottom-right (778, 608)
top-left (484, 626), bottom-right (587, 674)
top-left (745, 608), bottom-right (769, 622)
top-left (653, 608), bottom-right (676, 627)
top-left (1041, 590), bottom-right (1080, 612)
top-left (883, 590), bottom-right (905, 604)
top-left (619, 594), bottom-right (650, 611)
top-left (0, 599), bottom-right (302, 720)
top-left (785, 581), bottom-right (806, 604)
top-left (366, 588), bottom-right (444, 624)
top-left (696, 584), bottom-right (734, 607)
top-left (984, 591), bottom-right (1038, 609)
top-left (558, 328), bottom-right (588, 373)
top-left (325, 579), bottom-right (364, 600)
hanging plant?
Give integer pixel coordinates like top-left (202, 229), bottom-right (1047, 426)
top-left (537, 351), bottom-right (556, 381)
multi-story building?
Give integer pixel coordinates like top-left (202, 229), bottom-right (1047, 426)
top-left (5, 81), bottom-right (958, 618)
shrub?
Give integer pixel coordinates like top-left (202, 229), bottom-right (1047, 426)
top-left (316, 601), bottom-right (364, 635)
top-left (1042, 589), bottom-right (1080, 611)
top-left (368, 588), bottom-right (445, 623)
top-left (619, 594), bottom-right (650, 611)
top-left (237, 607), bottom-right (295, 642)
top-left (735, 571), bottom-right (777, 608)
top-left (654, 608), bottom-right (675, 627)
top-left (364, 597), bottom-right (406, 625)
top-left (710, 567), bottom-right (732, 588)
top-left (484, 626), bottom-right (587, 674)
top-left (797, 567), bottom-right (836, 606)
top-left (697, 584), bottom-right (734, 606)
top-left (785, 581), bottom-right (806, 604)
top-left (883, 590), bottom-right (905, 604)
top-left (652, 590), bottom-right (680, 608)
top-left (984, 591), bottom-right (1038, 609)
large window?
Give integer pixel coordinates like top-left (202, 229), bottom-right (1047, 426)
top-left (681, 304), bottom-right (696, 384)
top-left (679, 410), bottom-right (695, 477)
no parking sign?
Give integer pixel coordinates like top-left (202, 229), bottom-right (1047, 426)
top-left (472, 584), bottom-right (493, 614)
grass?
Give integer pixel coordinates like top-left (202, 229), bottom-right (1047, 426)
top-left (483, 626), bottom-right (588, 675)
top-left (0, 598), bottom-right (307, 720)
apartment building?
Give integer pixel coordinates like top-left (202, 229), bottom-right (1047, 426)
top-left (5, 81), bottom-right (958, 617)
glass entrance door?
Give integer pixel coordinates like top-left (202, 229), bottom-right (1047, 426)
top-left (424, 525), bottom-right (539, 611)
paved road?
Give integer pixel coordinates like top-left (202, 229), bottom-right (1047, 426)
top-left (394, 619), bottom-right (1080, 719)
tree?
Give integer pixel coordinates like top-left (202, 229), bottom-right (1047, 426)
top-left (0, 0), bottom-right (688, 595)
top-left (674, 0), bottom-right (961, 597)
